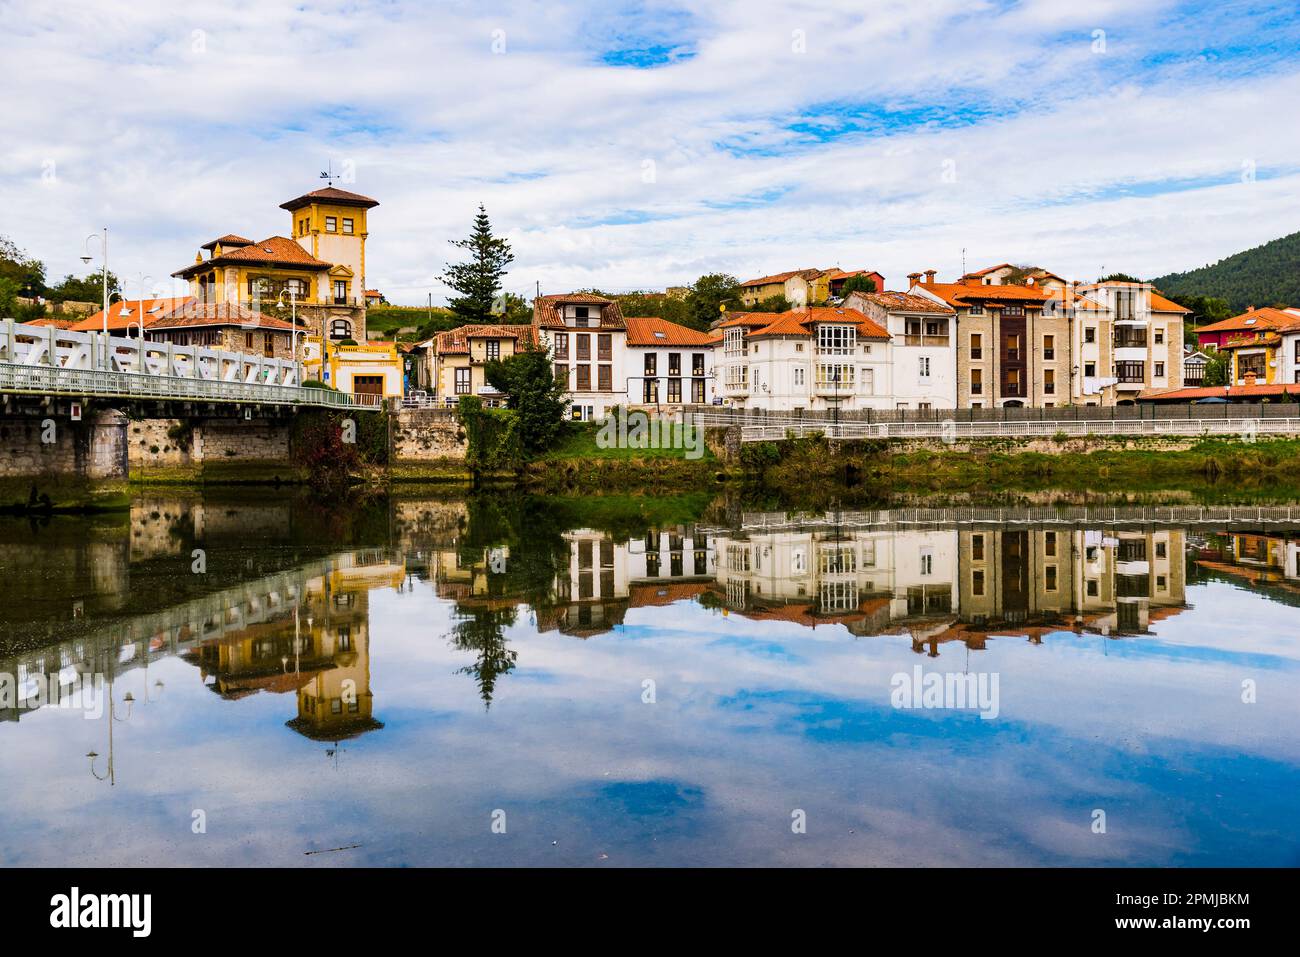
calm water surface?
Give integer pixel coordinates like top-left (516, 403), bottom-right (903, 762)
top-left (1, 491), bottom-right (1297, 866)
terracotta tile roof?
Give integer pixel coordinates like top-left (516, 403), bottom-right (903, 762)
top-left (73, 297), bottom-right (195, 331)
top-left (25, 317), bottom-right (78, 329)
top-left (823, 268), bottom-right (880, 281)
top-left (172, 236), bottom-right (331, 278)
top-left (279, 187), bottom-right (380, 211)
top-left (149, 301), bottom-right (298, 330)
top-left (200, 234), bottom-right (253, 251)
top-left (532, 293), bottom-right (626, 330)
top-left (740, 268), bottom-right (823, 287)
top-left (1139, 382), bottom-right (1300, 402)
top-left (1149, 291), bottom-right (1191, 313)
top-left (625, 316), bottom-right (716, 346)
top-left (913, 279), bottom-right (1051, 307)
top-left (434, 323), bottom-right (535, 355)
top-left (629, 582), bottom-right (712, 607)
top-left (848, 290), bottom-right (955, 315)
top-left (1197, 306), bottom-right (1300, 334)
top-left (962, 262), bottom-right (1018, 278)
top-left (720, 307), bottom-right (890, 341)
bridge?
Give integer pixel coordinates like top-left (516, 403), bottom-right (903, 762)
top-left (0, 319), bottom-right (380, 410)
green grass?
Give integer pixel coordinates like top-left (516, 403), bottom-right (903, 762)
top-left (540, 423), bottom-right (714, 461)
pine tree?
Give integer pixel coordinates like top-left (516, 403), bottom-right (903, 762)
top-left (440, 204), bottom-right (515, 323)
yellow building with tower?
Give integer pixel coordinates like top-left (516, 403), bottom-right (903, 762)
top-left (172, 185), bottom-right (379, 344)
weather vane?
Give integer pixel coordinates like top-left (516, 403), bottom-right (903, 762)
top-left (320, 162), bottom-right (335, 187)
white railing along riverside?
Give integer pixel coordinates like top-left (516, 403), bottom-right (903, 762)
top-left (0, 318), bottom-right (380, 409)
top-left (735, 417), bottom-right (1300, 442)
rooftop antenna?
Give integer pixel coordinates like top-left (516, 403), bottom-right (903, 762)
top-left (320, 162), bottom-right (335, 188)
top-left (961, 247), bottom-right (967, 275)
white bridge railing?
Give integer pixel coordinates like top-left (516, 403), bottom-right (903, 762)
top-left (737, 417), bottom-right (1300, 442)
top-left (0, 319), bottom-right (381, 409)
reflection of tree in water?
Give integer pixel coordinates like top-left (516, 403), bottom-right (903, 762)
top-left (447, 492), bottom-right (570, 708)
top-left (449, 606), bottom-right (518, 708)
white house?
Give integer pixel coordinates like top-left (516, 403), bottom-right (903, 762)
top-left (623, 316), bottom-right (719, 407)
top-left (716, 306), bottom-right (893, 412)
top-left (843, 290), bottom-right (958, 409)
top-left (533, 292), bottom-right (628, 420)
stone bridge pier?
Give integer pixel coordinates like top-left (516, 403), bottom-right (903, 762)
top-left (0, 404), bottom-right (128, 483)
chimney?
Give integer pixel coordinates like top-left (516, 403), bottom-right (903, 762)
top-left (907, 272), bottom-right (922, 287)
top-left (924, 269), bottom-right (937, 285)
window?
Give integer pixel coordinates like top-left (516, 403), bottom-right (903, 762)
top-left (1154, 361), bottom-right (1165, 378)
top-left (919, 356), bottom-right (931, 379)
top-left (325, 216), bottom-right (337, 232)
top-left (667, 378), bottom-right (681, 402)
top-left (968, 300), bottom-right (985, 316)
top-left (1116, 360), bottom-right (1145, 382)
top-left (486, 340), bottom-right (500, 361)
top-left (263, 332), bottom-right (274, 354)
top-left (598, 364), bottom-right (612, 391)
top-left (576, 365), bottom-right (591, 390)
top-left (692, 353), bottom-right (705, 376)
top-left (1002, 304), bottom-right (1025, 318)
top-left (971, 368), bottom-right (983, 395)
top-left (1044, 369), bottom-right (1055, 394)
top-left (970, 333), bottom-right (982, 360)
top-left (554, 363), bottom-right (568, 386)
top-left (644, 353), bottom-right (657, 376)
top-left (597, 334), bottom-right (611, 361)
top-left (1045, 531), bottom-right (1057, 557)
top-left (793, 367), bottom-right (805, 387)
top-left (1004, 333), bottom-right (1022, 361)
top-left (1043, 334), bottom-right (1055, 360)
top-left (573, 306), bottom-right (590, 326)
top-left (1005, 367), bottom-right (1022, 393)
top-left (333, 280), bottom-right (348, 303)
top-left (972, 570), bottom-right (985, 596)
top-left (1045, 565), bottom-right (1058, 591)
top-left (668, 352), bottom-right (681, 376)
top-left (643, 379), bottom-right (658, 403)
top-left (455, 367), bottom-right (471, 394)
top-left (861, 367), bottom-right (874, 394)
top-left (244, 332), bottom-right (254, 349)
top-left (330, 318), bottom-right (352, 339)
top-left (725, 364), bottom-right (748, 389)
top-left (1084, 362), bottom-right (1096, 377)
top-left (692, 378), bottom-right (705, 403)
top-left (1154, 328), bottom-right (1164, 345)
top-left (972, 534), bottom-right (985, 561)
top-left (724, 328), bottom-right (746, 356)
top-left (1085, 326), bottom-right (1096, 344)
top-left (1115, 288), bottom-right (1136, 321)
top-left (815, 364), bottom-right (855, 389)
top-left (576, 334), bottom-right (590, 360)
top-left (554, 333), bottom-right (569, 359)
top-left (1087, 580), bottom-right (1099, 598)
top-left (920, 553), bottom-right (933, 576)
top-left (817, 324), bottom-right (856, 354)
top-left (342, 218), bottom-right (354, 234)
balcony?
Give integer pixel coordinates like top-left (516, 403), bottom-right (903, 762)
top-left (724, 380), bottom-right (749, 394)
top-left (1114, 332), bottom-right (1148, 349)
top-left (903, 335), bottom-right (950, 347)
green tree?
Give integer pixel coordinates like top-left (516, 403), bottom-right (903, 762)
top-left (483, 345), bottom-right (570, 454)
top-left (1201, 350), bottom-right (1230, 387)
top-left (0, 235), bottom-right (46, 297)
top-left (1171, 294), bottom-right (1233, 347)
top-left (838, 274), bottom-right (878, 296)
top-left (685, 273), bottom-right (741, 330)
top-left (48, 270), bottom-right (120, 304)
top-left (440, 204), bottom-right (514, 323)
top-left (608, 290), bottom-right (692, 327)
top-left (1099, 272), bottom-right (1144, 284)
top-left (492, 291), bottom-right (533, 324)
top-left (751, 294), bottom-right (792, 313)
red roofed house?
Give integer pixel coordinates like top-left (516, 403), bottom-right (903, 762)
top-left (145, 301), bottom-right (300, 359)
top-left (623, 315), bottom-right (718, 406)
top-left (73, 297), bottom-right (194, 334)
top-left (532, 292), bottom-right (628, 420)
top-left (171, 185), bottom-right (379, 346)
top-left (716, 305), bottom-right (898, 411)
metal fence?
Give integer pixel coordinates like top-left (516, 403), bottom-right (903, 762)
top-left (738, 416), bottom-right (1300, 442)
top-left (676, 402), bottom-right (1300, 426)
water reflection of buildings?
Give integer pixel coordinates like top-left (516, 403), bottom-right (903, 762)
top-left (540, 527), bottom-right (716, 638)
top-left (185, 550), bottom-right (398, 740)
top-left (1195, 532), bottom-right (1300, 604)
top-left (520, 523), bottom-right (1192, 644)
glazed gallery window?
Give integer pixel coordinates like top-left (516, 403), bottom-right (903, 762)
top-left (815, 364), bottom-right (855, 388)
top-left (691, 378), bottom-right (705, 403)
top-left (724, 328), bottom-right (746, 356)
top-left (553, 333), bottom-right (569, 359)
top-left (485, 340), bottom-right (500, 361)
top-left (817, 324), bottom-right (856, 354)
top-left (667, 378), bottom-right (681, 403)
top-left (644, 353), bottom-right (657, 376)
top-left (692, 353), bottom-right (705, 376)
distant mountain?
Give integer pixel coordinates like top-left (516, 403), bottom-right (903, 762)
top-left (1152, 231), bottom-right (1300, 313)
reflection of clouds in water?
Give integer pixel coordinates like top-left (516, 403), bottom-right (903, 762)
top-left (1, 560), bottom-right (1298, 866)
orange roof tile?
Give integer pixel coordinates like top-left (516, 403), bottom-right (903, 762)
top-left (73, 297), bottom-right (195, 331)
top-left (532, 292), bottom-right (626, 330)
top-left (918, 279), bottom-right (1052, 307)
top-left (848, 290), bottom-right (955, 315)
top-left (624, 315), bottom-right (716, 346)
top-left (1197, 306), bottom-right (1300, 334)
top-left (1149, 291), bottom-right (1191, 313)
top-left (434, 323), bottom-right (535, 355)
top-left (721, 307), bottom-right (889, 341)
top-left (172, 236), bottom-right (331, 278)
top-left (1140, 382), bottom-right (1300, 402)
top-left (200, 234), bottom-right (253, 251)
top-left (149, 301), bottom-right (297, 330)
top-left (740, 268), bottom-right (822, 287)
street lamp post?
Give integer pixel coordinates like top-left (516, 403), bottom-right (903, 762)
top-left (80, 227), bottom-right (109, 336)
top-left (278, 289), bottom-right (302, 385)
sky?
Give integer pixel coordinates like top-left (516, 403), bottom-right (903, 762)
top-left (3, 0), bottom-right (1300, 307)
